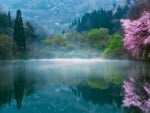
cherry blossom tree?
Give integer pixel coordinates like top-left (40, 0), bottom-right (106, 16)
top-left (122, 12), bottom-right (150, 59)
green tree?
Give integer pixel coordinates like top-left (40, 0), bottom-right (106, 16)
top-left (103, 33), bottom-right (123, 58)
top-left (0, 34), bottom-right (13, 59)
top-left (13, 9), bottom-right (26, 57)
top-left (43, 38), bottom-right (52, 45)
top-left (65, 32), bottom-right (86, 48)
top-left (52, 35), bottom-right (68, 47)
top-left (86, 28), bottom-right (111, 50)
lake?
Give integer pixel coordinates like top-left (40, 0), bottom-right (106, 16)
top-left (0, 59), bottom-right (149, 113)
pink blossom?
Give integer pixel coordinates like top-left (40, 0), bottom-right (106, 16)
top-left (144, 36), bottom-right (150, 45)
top-left (144, 83), bottom-right (150, 95)
top-left (122, 12), bottom-right (150, 59)
top-left (123, 80), bottom-right (141, 107)
top-left (123, 76), bottom-right (150, 113)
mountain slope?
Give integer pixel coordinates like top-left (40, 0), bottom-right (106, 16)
top-left (0, 0), bottom-right (126, 33)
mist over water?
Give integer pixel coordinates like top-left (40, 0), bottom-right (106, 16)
top-left (0, 59), bottom-right (149, 113)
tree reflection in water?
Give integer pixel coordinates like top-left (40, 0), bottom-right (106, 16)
top-left (0, 60), bottom-right (150, 113)
top-left (123, 63), bottom-right (150, 113)
top-left (0, 62), bottom-right (36, 110)
top-left (13, 63), bottom-right (26, 109)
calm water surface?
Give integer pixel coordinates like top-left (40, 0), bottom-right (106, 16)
top-left (0, 59), bottom-right (149, 113)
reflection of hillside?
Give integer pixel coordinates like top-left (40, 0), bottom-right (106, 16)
top-left (0, 60), bottom-right (149, 113)
top-left (0, 63), bottom-right (39, 110)
top-left (40, 60), bottom-right (126, 86)
top-left (71, 83), bottom-right (122, 108)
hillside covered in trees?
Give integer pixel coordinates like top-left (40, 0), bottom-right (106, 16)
top-left (69, 2), bottom-right (129, 33)
top-left (0, 0), bottom-right (150, 60)
top-left (0, 0), bottom-right (126, 33)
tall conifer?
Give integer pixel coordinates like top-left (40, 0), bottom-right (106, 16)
top-left (13, 9), bottom-right (26, 55)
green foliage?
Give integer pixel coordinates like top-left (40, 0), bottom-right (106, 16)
top-left (0, 34), bottom-right (13, 59)
top-left (65, 32), bottom-right (87, 48)
top-left (66, 32), bottom-right (82, 42)
top-left (112, 74), bottom-right (123, 85)
top-left (43, 38), bottom-right (52, 45)
top-left (43, 34), bottom-right (71, 47)
top-left (52, 35), bottom-right (69, 47)
top-left (87, 79), bottom-right (109, 89)
top-left (40, 30), bottom-right (124, 58)
top-left (86, 28), bottom-right (111, 50)
top-left (102, 33), bottom-right (123, 58)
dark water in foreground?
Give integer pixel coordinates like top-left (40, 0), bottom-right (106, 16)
top-left (0, 59), bottom-right (150, 113)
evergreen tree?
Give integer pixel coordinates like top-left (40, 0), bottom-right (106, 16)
top-left (8, 11), bottom-right (12, 27)
top-left (24, 21), bottom-right (37, 51)
top-left (13, 9), bottom-right (26, 56)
